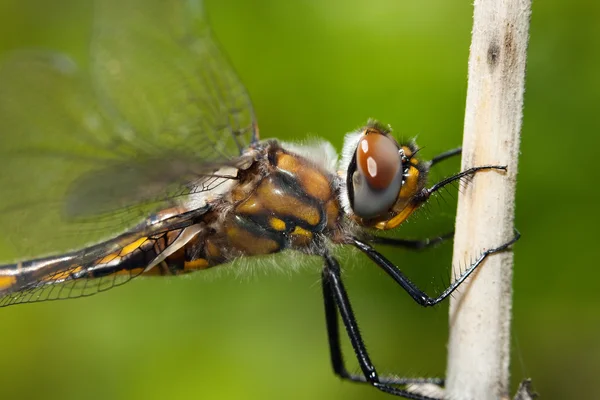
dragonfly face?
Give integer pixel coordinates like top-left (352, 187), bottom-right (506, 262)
top-left (0, 1), bottom-right (519, 398)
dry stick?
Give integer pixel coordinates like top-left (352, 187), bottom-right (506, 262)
top-left (445, 1), bottom-right (531, 400)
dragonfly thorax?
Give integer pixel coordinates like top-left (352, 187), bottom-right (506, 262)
top-left (214, 140), bottom-right (343, 258)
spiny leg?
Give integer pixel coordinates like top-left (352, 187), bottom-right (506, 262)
top-left (420, 165), bottom-right (507, 204)
top-left (371, 152), bottom-right (497, 249)
top-left (352, 230), bottom-right (520, 307)
top-left (321, 263), bottom-right (444, 387)
top-left (321, 253), bottom-right (443, 399)
top-left (378, 165), bottom-right (506, 231)
top-left (389, 165), bottom-right (507, 229)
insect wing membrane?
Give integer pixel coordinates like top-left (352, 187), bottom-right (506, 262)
top-left (0, 51), bottom-right (133, 259)
top-left (92, 0), bottom-right (256, 160)
top-left (0, 0), bottom-right (256, 301)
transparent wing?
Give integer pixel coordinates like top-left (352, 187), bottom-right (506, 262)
top-left (91, 0), bottom-right (257, 159)
top-left (0, 208), bottom-right (207, 307)
top-left (0, 0), bottom-right (256, 261)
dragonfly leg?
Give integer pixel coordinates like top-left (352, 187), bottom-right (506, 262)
top-left (321, 253), bottom-right (443, 399)
top-left (351, 230), bottom-right (520, 307)
top-left (370, 231), bottom-right (454, 250)
top-left (429, 147), bottom-right (461, 167)
top-left (320, 231), bottom-right (519, 397)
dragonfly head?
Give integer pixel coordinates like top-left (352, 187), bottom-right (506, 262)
top-left (339, 121), bottom-right (429, 230)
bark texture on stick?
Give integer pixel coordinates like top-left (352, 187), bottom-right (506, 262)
top-left (445, 1), bottom-right (530, 400)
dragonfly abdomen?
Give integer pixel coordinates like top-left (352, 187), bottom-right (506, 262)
top-left (0, 228), bottom-right (195, 301)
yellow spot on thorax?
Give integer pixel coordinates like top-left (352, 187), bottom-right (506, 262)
top-left (292, 226), bottom-right (312, 238)
top-left (290, 225), bottom-right (313, 247)
top-left (270, 218), bottom-right (287, 231)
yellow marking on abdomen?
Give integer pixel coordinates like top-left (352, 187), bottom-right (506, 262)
top-left (98, 252), bottom-right (120, 265)
top-left (120, 237), bottom-right (148, 257)
top-left (45, 266), bottom-right (83, 281)
top-left (0, 276), bottom-right (16, 290)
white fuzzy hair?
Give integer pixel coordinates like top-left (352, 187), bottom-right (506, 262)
top-left (337, 128), bottom-right (365, 217)
top-left (164, 240), bottom-right (363, 284)
top-left (279, 137), bottom-right (338, 173)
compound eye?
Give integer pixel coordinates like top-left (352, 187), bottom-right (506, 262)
top-left (351, 133), bottom-right (403, 219)
top-left (357, 134), bottom-right (401, 190)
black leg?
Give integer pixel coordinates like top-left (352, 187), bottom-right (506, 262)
top-left (422, 165), bottom-right (506, 201)
top-left (371, 163), bottom-right (504, 251)
top-left (429, 147), bottom-right (462, 167)
top-left (322, 266), bottom-right (348, 379)
top-left (370, 159), bottom-right (502, 251)
top-left (321, 265), bottom-right (443, 387)
top-left (392, 165), bottom-right (506, 222)
top-left (322, 254), bottom-right (444, 399)
top-left (352, 231), bottom-right (520, 307)
top-left (371, 231), bottom-right (454, 250)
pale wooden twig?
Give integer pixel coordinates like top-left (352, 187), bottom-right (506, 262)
top-left (445, 1), bottom-right (531, 399)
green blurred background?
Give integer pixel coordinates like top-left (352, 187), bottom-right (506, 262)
top-left (0, 1), bottom-right (598, 399)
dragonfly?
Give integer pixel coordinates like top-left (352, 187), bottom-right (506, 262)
top-left (0, 1), bottom-right (519, 399)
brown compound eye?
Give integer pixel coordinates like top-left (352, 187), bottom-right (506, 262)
top-left (351, 132), bottom-right (404, 219)
top-left (356, 134), bottom-right (401, 190)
